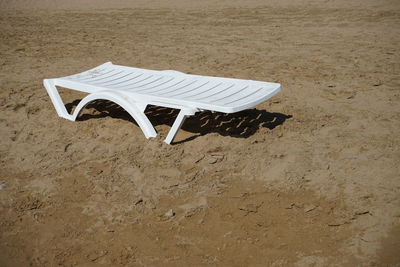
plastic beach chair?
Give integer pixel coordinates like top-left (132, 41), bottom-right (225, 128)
top-left (43, 62), bottom-right (281, 144)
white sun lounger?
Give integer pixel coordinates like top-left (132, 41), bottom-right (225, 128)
top-left (44, 62), bottom-right (281, 144)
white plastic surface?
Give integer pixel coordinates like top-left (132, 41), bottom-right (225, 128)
top-left (44, 62), bottom-right (281, 144)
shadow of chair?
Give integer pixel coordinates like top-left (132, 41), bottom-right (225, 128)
top-left (65, 99), bottom-right (291, 143)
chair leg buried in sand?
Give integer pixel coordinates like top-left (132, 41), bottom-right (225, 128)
top-left (44, 62), bottom-right (281, 144)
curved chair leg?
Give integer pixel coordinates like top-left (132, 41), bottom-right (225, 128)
top-left (44, 79), bottom-right (157, 139)
top-left (71, 91), bottom-right (157, 139)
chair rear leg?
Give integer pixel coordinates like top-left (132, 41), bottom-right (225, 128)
top-left (164, 109), bottom-right (197, 144)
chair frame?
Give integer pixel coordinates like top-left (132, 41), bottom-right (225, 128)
top-left (43, 62), bottom-right (281, 144)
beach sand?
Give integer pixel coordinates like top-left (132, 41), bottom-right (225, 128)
top-left (0, 0), bottom-right (399, 265)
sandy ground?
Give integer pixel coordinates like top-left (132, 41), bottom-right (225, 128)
top-left (0, 0), bottom-right (399, 266)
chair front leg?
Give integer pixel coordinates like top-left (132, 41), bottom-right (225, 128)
top-left (43, 79), bottom-right (73, 120)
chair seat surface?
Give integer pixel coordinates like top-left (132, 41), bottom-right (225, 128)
top-left (55, 62), bottom-right (281, 113)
